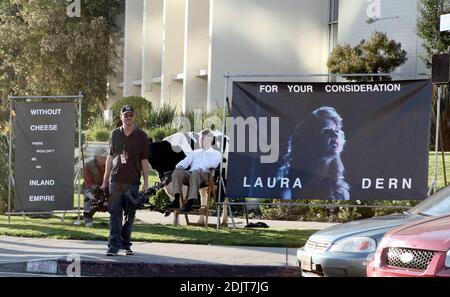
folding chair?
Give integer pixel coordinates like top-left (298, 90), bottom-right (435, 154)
top-left (172, 168), bottom-right (218, 227)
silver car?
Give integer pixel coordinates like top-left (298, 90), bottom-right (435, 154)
top-left (297, 185), bottom-right (450, 277)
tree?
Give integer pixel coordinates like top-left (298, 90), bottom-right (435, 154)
top-left (417, 0), bottom-right (450, 66)
top-left (0, 0), bottom-right (124, 123)
top-left (327, 31), bottom-right (407, 81)
top-left (418, 0), bottom-right (450, 154)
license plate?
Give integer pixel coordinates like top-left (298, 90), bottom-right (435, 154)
top-left (300, 254), bottom-right (312, 271)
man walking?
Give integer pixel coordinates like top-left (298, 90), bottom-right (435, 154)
top-left (102, 105), bottom-right (149, 256)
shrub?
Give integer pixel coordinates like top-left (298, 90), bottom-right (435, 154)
top-left (111, 96), bottom-right (153, 128)
top-left (149, 189), bottom-right (170, 210)
top-left (150, 126), bottom-right (178, 142)
top-left (144, 104), bottom-right (176, 129)
top-left (91, 130), bottom-right (110, 142)
top-left (85, 116), bottom-right (113, 142)
top-left (259, 199), bottom-right (309, 221)
top-left (336, 207), bottom-right (361, 223)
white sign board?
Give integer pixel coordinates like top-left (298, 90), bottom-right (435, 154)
top-left (440, 14), bottom-right (450, 32)
top-left (26, 260), bottom-right (58, 274)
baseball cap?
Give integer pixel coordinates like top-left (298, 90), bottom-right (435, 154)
top-left (120, 105), bottom-right (134, 114)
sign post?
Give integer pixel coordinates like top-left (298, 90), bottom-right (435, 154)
top-left (440, 14), bottom-right (450, 32)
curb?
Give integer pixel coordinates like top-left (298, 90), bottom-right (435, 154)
top-left (0, 259), bottom-right (301, 277)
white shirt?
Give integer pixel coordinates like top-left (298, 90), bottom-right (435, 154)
top-left (176, 148), bottom-right (222, 172)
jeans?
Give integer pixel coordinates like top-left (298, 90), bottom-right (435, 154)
top-left (108, 182), bottom-right (138, 252)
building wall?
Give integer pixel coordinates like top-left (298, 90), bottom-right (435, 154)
top-left (123, 0), bottom-right (144, 96)
top-left (208, 0), bottom-right (329, 111)
top-left (111, 0), bottom-right (429, 113)
top-left (183, 0), bottom-right (209, 112)
top-left (142, 0), bottom-right (164, 108)
top-left (338, 0), bottom-right (428, 77)
top-left (161, 0), bottom-right (186, 111)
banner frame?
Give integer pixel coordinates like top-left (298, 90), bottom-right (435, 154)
top-left (7, 94), bottom-right (84, 224)
top-left (216, 72), bottom-right (437, 230)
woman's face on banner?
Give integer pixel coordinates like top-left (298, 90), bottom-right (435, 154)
top-left (318, 118), bottom-right (344, 157)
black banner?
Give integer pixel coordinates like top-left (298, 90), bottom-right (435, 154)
top-left (227, 80), bottom-right (432, 200)
top-left (14, 102), bottom-right (75, 211)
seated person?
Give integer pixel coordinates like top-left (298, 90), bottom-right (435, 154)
top-left (168, 129), bottom-right (222, 212)
top-left (83, 146), bottom-right (108, 226)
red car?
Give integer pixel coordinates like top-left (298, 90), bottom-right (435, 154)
top-left (367, 215), bottom-right (450, 277)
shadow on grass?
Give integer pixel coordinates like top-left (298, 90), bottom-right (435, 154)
top-left (0, 216), bottom-right (316, 248)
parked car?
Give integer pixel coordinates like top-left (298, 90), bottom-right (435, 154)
top-left (367, 215), bottom-right (450, 277)
top-left (297, 185), bottom-right (450, 277)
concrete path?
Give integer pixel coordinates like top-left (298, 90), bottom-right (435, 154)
top-left (0, 235), bottom-right (297, 266)
top-left (0, 235), bottom-right (302, 277)
top-left (134, 210), bottom-right (337, 230)
top-left (0, 214), bottom-right (337, 276)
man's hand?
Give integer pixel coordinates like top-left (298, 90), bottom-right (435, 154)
top-left (100, 181), bottom-right (108, 191)
top-left (142, 184), bottom-right (148, 193)
top-left (85, 190), bottom-right (96, 201)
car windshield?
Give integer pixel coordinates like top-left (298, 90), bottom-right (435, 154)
top-left (408, 186), bottom-right (450, 216)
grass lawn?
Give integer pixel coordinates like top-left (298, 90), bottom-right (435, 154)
top-left (2, 152), bottom-right (447, 246)
top-left (0, 215), bottom-right (315, 248)
top-left (428, 151), bottom-right (450, 190)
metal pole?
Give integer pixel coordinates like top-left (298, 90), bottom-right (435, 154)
top-left (439, 86), bottom-right (447, 186)
top-left (7, 96), bottom-right (13, 224)
top-left (225, 73), bottom-right (429, 79)
top-left (9, 95), bottom-right (82, 100)
top-left (75, 93), bottom-right (83, 225)
top-left (6, 210), bottom-right (81, 216)
top-left (220, 201), bottom-right (412, 210)
top-left (217, 71), bottom-right (229, 231)
top-left (434, 86), bottom-right (442, 194)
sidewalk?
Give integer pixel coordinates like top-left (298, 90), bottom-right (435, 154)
top-left (0, 236), bottom-right (300, 277)
top-left (0, 214), bottom-right (337, 277)
top-left (134, 210), bottom-right (338, 230)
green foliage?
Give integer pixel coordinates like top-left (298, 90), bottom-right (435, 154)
top-left (328, 31), bottom-right (407, 81)
top-left (336, 207), bottom-right (361, 223)
top-left (0, 129), bottom-right (9, 214)
top-left (417, 0), bottom-right (450, 66)
top-left (88, 130), bottom-right (109, 142)
top-left (111, 96), bottom-right (153, 128)
top-left (84, 116), bottom-right (113, 142)
top-left (149, 126), bottom-right (178, 142)
top-left (144, 104), bottom-right (176, 129)
top-left (417, 1), bottom-right (450, 151)
top-left (149, 189), bottom-right (170, 210)
top-left (0, 214), bottom-right (316, 248)
top-left (0, 0), bottom-right (124, 122)
top-left (258, 199), bottom-right (421, 223)
top-left (175, 108), bottom-right (225, 132)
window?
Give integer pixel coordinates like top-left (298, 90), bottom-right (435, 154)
top-left (328, 0), bottom-right (339, 82)
top-left (328, 0), bottom-right (339, 53)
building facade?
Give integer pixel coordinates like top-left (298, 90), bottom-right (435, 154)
top-left (108, 0), bottom-right (429, 113)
